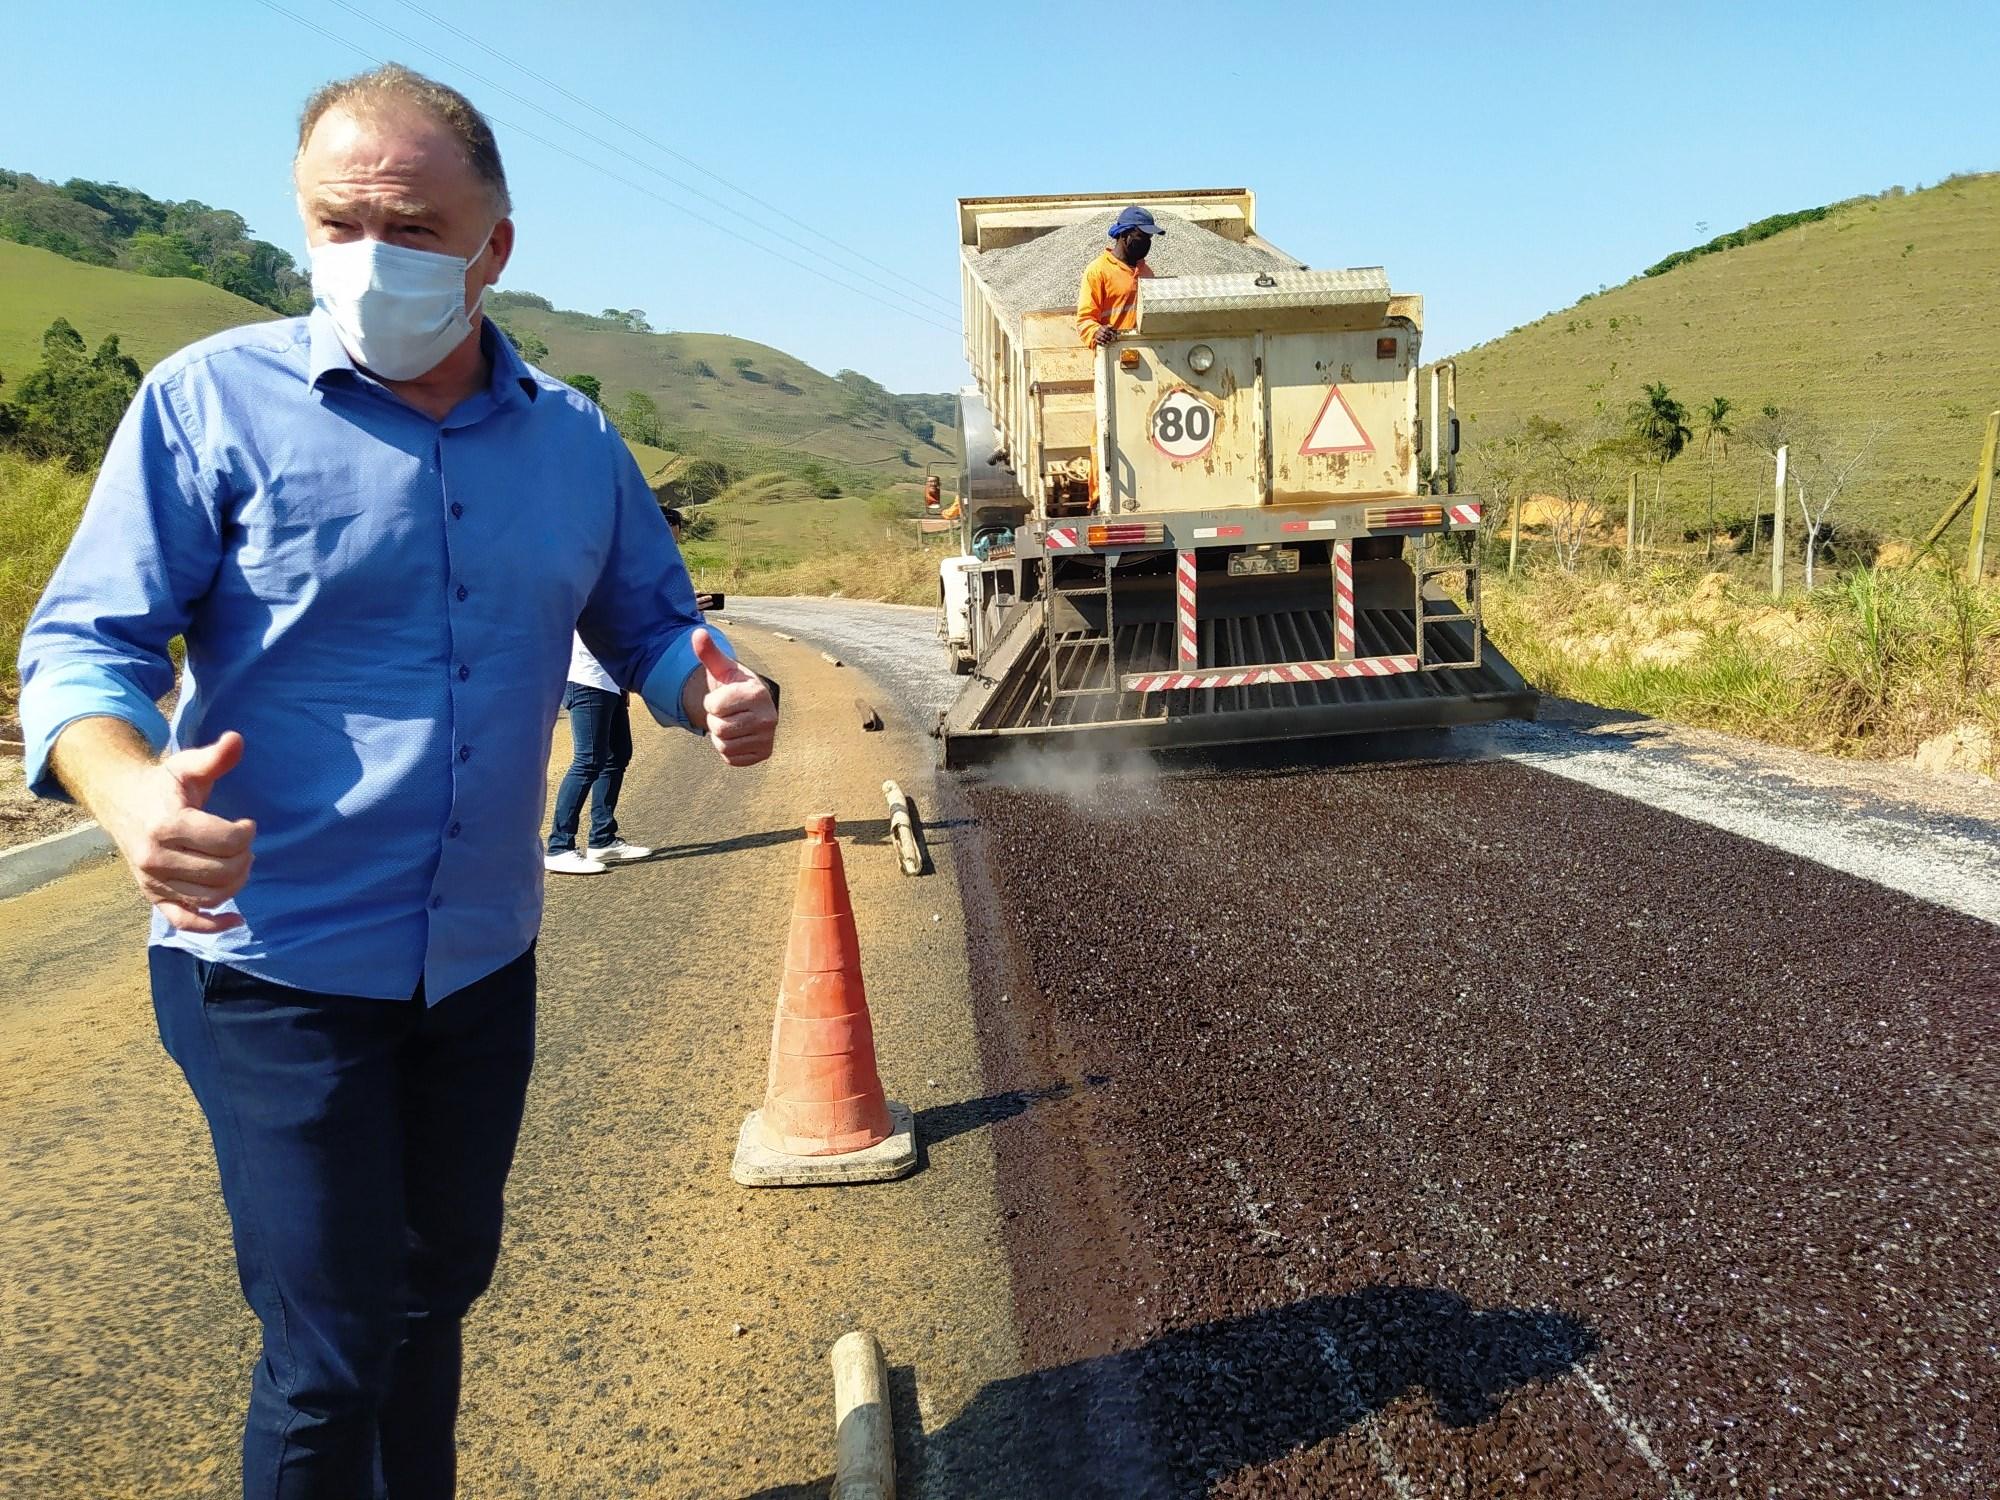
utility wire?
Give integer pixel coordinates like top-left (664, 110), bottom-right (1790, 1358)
top-left (309, 0), bottom-right (957, 330)
top-left (387, 0), bottom-right (960, 316)
top-left (254, 0), bottom-right (959, 336)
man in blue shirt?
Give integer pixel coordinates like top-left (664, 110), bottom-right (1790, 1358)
top-left (16, 64), bottom-right (777, 1499)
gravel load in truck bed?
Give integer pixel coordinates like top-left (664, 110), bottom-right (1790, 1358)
top-left (970, 209), bottom-right (1304, 321)
top-left (942, 743), bottom-right (1999, 1498)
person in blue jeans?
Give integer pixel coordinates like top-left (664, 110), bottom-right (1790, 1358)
top-left (544, 635), bottom-right (650, 874)
top-left (16, 66), bottom-right (778, 1499)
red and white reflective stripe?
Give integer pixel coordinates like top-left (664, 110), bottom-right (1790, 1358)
top-left (1127, 654), bottom-right (1420, 692)
top-left (1045, 527), bottom-right (1080, 550)
top-left (1447, 502), bottom-right (1482, 527)
top-left (1191, 525), bottom-right (1245, 539)
top-left (1175, 550), bottom-right (1198, 666)
top-left (1332, 540), bottom-right (1356, 660)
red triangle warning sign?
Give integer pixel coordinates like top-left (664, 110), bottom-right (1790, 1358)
top-left (1300, 386), bottom-right (1373, 455)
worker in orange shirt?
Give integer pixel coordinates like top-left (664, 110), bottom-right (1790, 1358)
top-left (1077, 205), bottom-right (1162, 347)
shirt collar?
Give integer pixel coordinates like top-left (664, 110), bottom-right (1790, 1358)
top-left (307, 306), bottom-right (540, 409)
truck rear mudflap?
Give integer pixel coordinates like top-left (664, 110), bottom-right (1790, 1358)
top-left (937, 591), bottom-right (1538, 770)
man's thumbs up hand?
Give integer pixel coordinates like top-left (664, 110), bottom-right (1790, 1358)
top-left (683, 628), bottom-right (777, 766)
top-left (96, 729), bottom-right (257, 933)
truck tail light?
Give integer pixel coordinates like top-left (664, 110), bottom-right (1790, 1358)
top-left (1364, 504), bottom-right (1445, 531)
top-left (1086, 522), bottom-right (1165, 547)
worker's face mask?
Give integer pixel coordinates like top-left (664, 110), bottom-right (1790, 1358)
top-left (1119, 233), bottom-right (1151, 266)
top-left (310, 228), bottom-right (496, 381)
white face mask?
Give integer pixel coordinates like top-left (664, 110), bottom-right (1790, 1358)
top-left (310, 231), bottom-right (494, 381)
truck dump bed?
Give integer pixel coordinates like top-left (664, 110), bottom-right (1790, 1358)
top-left (937, 188), bottom-right (1536, 769)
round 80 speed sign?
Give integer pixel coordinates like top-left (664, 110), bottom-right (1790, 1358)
top-left (1149, 389), bottom-right (1218, 462)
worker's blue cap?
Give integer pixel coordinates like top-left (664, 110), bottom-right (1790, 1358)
top-left (1109, 206), bottom-right (1164, 239)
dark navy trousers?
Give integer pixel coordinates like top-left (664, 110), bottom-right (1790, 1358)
top-left (150, 943), bottom-right (537, 1500)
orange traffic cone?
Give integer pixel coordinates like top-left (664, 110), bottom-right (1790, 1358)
top-left (732, 814), bottom-right (917, 1186)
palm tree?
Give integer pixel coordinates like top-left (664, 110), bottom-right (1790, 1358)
top-left (1697, 395), bottom-right (1733, 562)
top-left (1627, 381), bottom-right (1691, 554)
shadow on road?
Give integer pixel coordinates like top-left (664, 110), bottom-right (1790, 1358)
top-left (623, 817), bottom-right (898, 862)
top-left (743, 1285), bottom-right (1596, 1500)
top-left (914, 1075), bottom-right (1109, 1151)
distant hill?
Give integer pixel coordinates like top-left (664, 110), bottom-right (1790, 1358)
top-left (1444, 173), bottom-right (2000, 533)
top-left (488, 293), bottom-right (958, 484)
top-left (0, 239), bottom-right (949, 492)
top-left (0, 239), bottom-right (275, 383)
top-left (0, 168), bottom-right (311, 316)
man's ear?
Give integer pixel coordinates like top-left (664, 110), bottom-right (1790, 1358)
top-left (483, 217), bottom-right (516, 285)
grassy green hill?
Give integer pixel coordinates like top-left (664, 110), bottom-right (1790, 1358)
top-left (0, 240), bottom-right (951, 492)
top-left (488, 296), bottom-right (958, 484)
top-left (0, 239), bottom-right (275, 382)
top-left (1445, 172), bottom-right (2000, 535)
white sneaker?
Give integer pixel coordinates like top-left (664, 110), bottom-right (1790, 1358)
top-left (587, 839), bottom-right (654, 862)
top-left (545, 850), bottom-right (608, 875)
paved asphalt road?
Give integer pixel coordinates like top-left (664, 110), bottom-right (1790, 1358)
top-left (730, 597), bottom-right (2000, 1498)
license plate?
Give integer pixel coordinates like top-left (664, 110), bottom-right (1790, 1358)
top-left (1228, 547), bottom-right (1300, 577)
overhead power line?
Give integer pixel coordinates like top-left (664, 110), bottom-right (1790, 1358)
top-left (253, 0), bottom-right (959, 337)
top-left (311, 0), bottom-right (956, 330)
top-left (387, 0), bottom-right (960, 317)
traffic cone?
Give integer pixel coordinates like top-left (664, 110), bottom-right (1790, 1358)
top-left (733, 813), bottom-right (917, 1186)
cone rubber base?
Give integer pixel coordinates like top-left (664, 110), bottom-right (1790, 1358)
top-left (732, 1101), bottom-right (917, 1187)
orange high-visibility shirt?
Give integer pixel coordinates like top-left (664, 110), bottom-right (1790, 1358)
top-left (1076, 249), bottom-right (1155, 345)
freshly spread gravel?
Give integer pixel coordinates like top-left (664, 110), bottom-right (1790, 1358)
top-left (947, 745), bottom-right (1999, 1497)
top-left (970, 209), bottom-right (1301, 321)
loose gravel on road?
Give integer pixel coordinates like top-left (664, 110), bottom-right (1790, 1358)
top-left (948, 744), bottom-right (1999, 1498)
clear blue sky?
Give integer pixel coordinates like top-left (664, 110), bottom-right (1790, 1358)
top-left (8, 1), bottom-right (1996, 393)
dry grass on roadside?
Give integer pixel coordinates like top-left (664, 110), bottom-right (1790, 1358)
top-left (691, 545), bottom-right (939, 606)
top-left (1484, 559), bottom-right (2000, 769)
top-left (2, 450), bottom-right (92, 713)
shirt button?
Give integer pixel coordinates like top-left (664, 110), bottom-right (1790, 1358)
top-left (430, 895), bottom-right (444, 910)
top-left (448, 822), bottom-right (462, 838)
top-left (450, 502), bottom-right (464, 519)
top-left (456, 585), bottom-right (469, 602)
top-left (458, 745), bottom-right (472, 762)
top-left (457, 664), bottom-right (471, 681)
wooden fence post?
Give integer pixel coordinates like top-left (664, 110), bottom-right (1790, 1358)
top-left (1771, 444), bottom-right (1788, 600)
top-left (1625, 473), bottom-right (1637, 565)
top-left (1967, 411), bottom-right (1997, 585)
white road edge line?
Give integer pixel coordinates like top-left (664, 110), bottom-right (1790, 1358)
top-left (1576, 1368), bottom-right (1693, 1500)
top-left (1221, 1157), bottom-right (1423, 1500)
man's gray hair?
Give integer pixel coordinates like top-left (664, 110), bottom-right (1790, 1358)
top-left (297, 63), bottom-right (512, 215)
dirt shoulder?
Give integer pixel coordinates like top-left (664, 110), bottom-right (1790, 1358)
top-left (0, 632), bottom-right (1019, 1498)
top-left (0, 750), bottom-right (92, 849)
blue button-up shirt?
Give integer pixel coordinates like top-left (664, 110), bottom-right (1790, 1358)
top-left (18, 311), bottom-right (724, 1002)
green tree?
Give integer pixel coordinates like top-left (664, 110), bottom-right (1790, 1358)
top-left (678, 457), bottom-right (731, 504)
top-left (493, 320), bottom-right (549, 365)
top-left (1, 318), bottom-right (143, 468)
top-left (124, 231), bottom-right (202, 279)
top-left (564, 373), bottom-right (603, 405)
top-left (1697, 395), bottom-right (1733, 562)
top-left (1626, 380), bottom-right (1690, 554)
top-left (800, 461), bottom-right (841, 498)
top-left (616, 390), bottom-right (665, 446)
